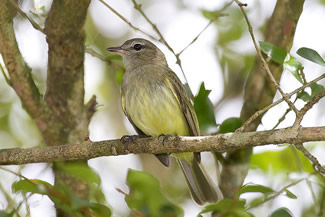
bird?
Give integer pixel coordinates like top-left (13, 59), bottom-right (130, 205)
top-left (107, 38), bottom-right (223, 205)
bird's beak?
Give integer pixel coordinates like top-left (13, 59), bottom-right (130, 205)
top-left (106, 46), bottom-right (125, 54)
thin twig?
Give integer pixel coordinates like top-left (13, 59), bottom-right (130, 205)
top-left (98, 0), bottom-right (157, 41)
top-left (0, 63), bottom-right (11, 86)
top-left (10, 0), bottom-right (45, 33)
top-left (0, 182), bottom-right (16, 209)
top-left (294, 90), bottom-right (325, 125)
top-left (131, 0), bottom-right (175, 54)
top-left (306, 179), bottom-right (317, 207)
top-left (234, 0), bottom-right (299, 115)
top-left (130, 0), bottom-right (190, 89)
top-left (85, 47), bottom-right (125, 71)
top-left (272, 107), bottom-right (292, 130)
top-left (177, 1), bottom-right (233, 56)
top-left (300, 67), bottom-right (308, 85)
top-left (0, 166), bottom-right (29, 180)
top-left (272, 97), bottom-right (298, 130)
top-left (295, 144), bottom-right (325, 175)
top-left (247, 177), bottom-right (306, 209)
top-left (237, 73), bottom-right (325, 132)
top-left (17, 166), bottom-right (31, 217)
top-left (115, 188), bottom-right (129, 197)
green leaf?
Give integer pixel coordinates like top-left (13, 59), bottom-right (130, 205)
top-left (56, 162), bottom-right (101, 185)
top-left (297, 91), bottom-right (311, 102)
top-left (247, 187), bottom-right (297, 208)
top-left (218, 24), bottom-right (243, 45)
top-left (12, 180), bottom-right (75, 213)
top-left (216, 9), bottom-right (245, 45)
top-left (199, 199), bottom-right (252, 217)
top-left (297, 47), bottom-right (325, 66)
top-left (219, 117), bottom-right (242, 133)
top-left (12, 179), bottom-right (52, 195)
top-left (285, 190), bottom-right (297, 199)
top-left (89, 182), bottom-right (107, 204)
top-left (250, 146), bottom-right (314, 173)
top-left (193, 82), bottom-right (218, 134)
top-left (115, 71), bottom-right (124, 85)
top-left (0, 211), bottom-right (15, 217)
top-left (310, 83), bottom-right (325, 97)
top-left (259, 41), bottom-right (288, 64)
top-left (51, 184), bottom-right (112, 217)
top-left (13, 178), bottom-right (111, 217)
top-left (283, 56), bottom-right (303, 83)
top-left (269, 208), bottom-right (293, 217)
top-left (126, 169), bottom-right (183, 217)
top-left (89, 203), bottom-right (112, 217)
top-left (238, 184), bottom-right (274, 196)
top-left (201, 9), bottom-right (221, 20)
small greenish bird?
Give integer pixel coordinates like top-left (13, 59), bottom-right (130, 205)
top-left (107, 38), bottom-right (223, 205)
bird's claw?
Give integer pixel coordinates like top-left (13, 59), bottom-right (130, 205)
top-left (158, 134), bottom-right (172, 145)
top-left (120, 135), bottom-right (149, 150)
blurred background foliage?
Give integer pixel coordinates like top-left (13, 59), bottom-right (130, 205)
top-left (0, 0), bottom-right (325, 217)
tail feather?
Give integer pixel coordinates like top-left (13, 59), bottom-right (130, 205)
top-left (155, 154), bottom-right (170, 167)
top-left (177, 158), bottom-right (223, 205)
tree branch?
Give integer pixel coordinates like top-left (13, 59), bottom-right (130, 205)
top-left (44, 0), bottom-right (91, 145)
top-left (0, 126), bottom-right (324, 165)
top-left (295, 143), bottom-right (325, 175)
top-left (238, 73), bottom-right (325, 132)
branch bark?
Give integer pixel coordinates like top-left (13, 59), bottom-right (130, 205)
top-left (0, 126), bottom-right (324, 165)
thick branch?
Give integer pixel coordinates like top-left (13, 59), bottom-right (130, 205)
top-left (44, 0), bottom-right (90, 145)
top-left (0, 126), bottom-right (324, 165)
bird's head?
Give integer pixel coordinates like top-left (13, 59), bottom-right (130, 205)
top-left (107, 38), bottom-right (167, 71)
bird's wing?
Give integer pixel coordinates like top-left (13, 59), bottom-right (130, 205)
top-left (165, 70), bottom-right (200, 137)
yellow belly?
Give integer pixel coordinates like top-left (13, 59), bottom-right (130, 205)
top-left (125, 85), bottom-right (190, 136)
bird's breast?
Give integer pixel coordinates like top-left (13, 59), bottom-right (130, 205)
top-left (123, 78), bottom-right (190, 136)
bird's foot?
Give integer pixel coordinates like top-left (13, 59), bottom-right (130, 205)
top-left (120, 135), bottom-right (149, 150)
top-left (158, 134), bottom-right (172, 145)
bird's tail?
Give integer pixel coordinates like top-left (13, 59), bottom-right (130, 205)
top-left (176, 158), bottom-right (223, 205)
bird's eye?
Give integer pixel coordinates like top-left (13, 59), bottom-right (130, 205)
top-left (133, 44), bottom-right (143, 51)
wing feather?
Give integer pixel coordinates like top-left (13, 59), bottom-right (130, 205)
top-left (165, 70), bottom-right (200, 136)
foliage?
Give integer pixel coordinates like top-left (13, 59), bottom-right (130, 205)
top-left (259, 41), bottom-right (325, 102)
top-left (126, 169), bottom-right (183, 217)
top-left (193, 83), bottom-right (218, 134)
top-left (269, 208), bottom-right (294, 217)
top-left (11, 165), bottom-right (111, 217)
top-left (250, 146), bottom-right (314, 173)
